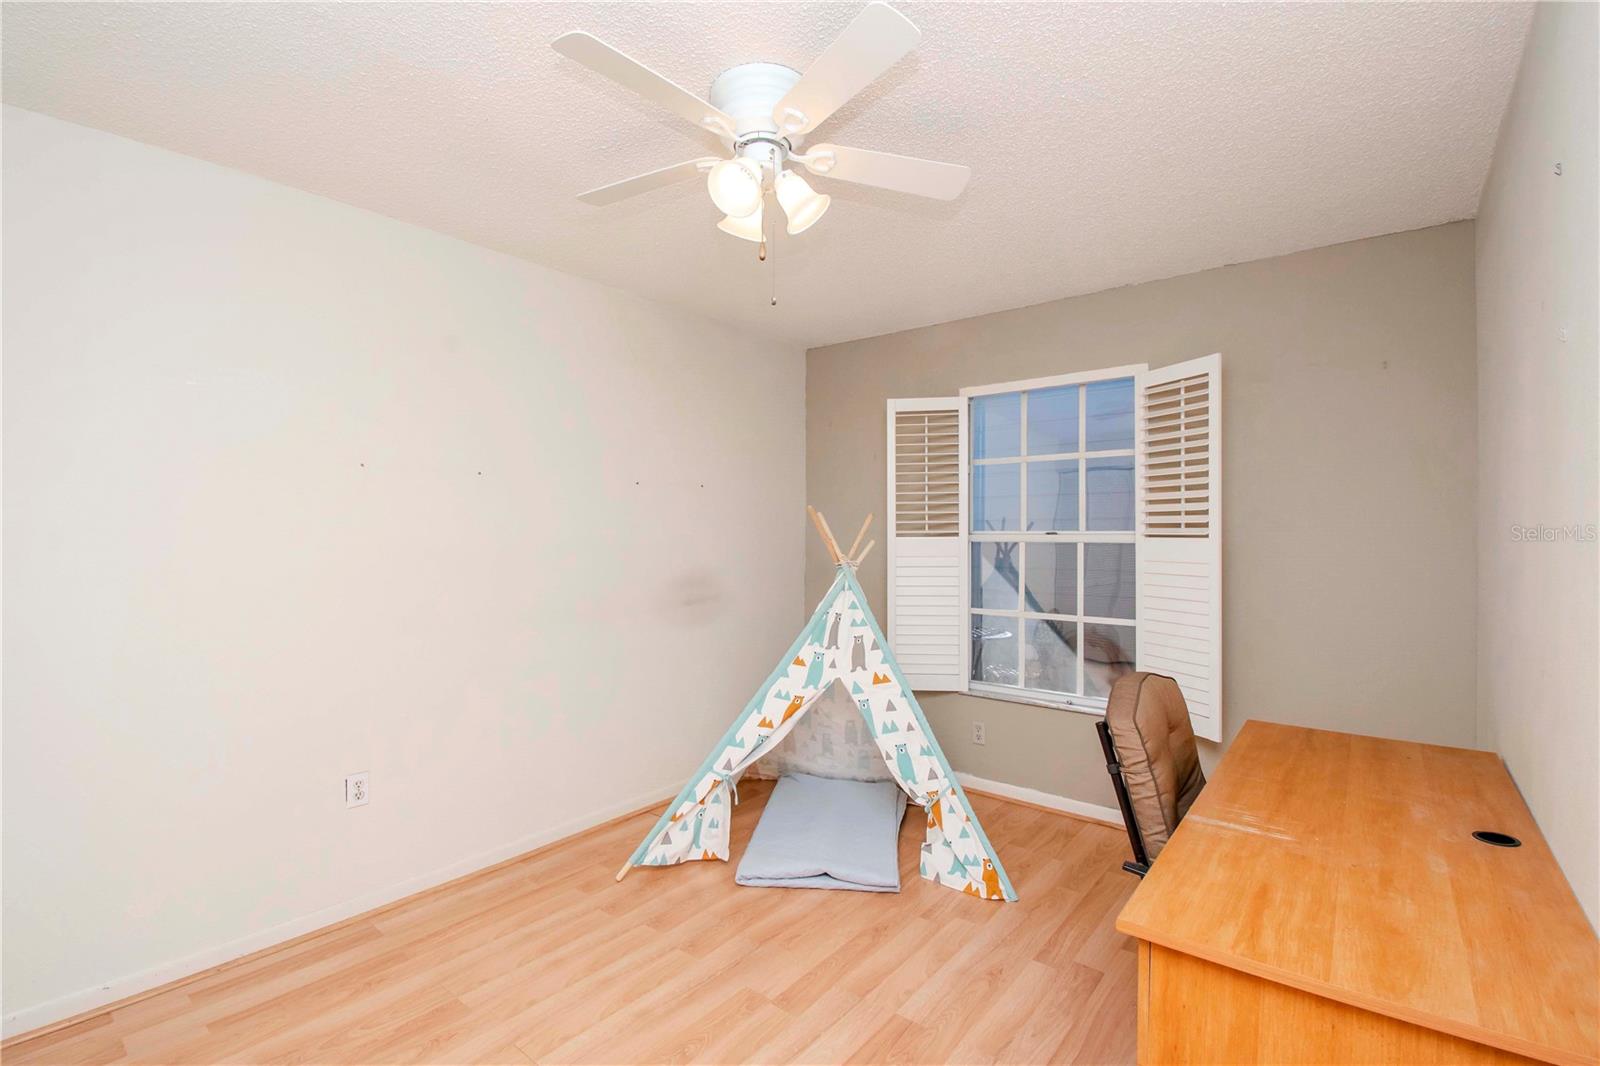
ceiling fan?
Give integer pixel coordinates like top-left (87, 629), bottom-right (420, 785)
top-left (551, 2), bottom-right (970, 247)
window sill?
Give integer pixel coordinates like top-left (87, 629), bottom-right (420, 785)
top-left (968, 682), bottom-right (1108, 717)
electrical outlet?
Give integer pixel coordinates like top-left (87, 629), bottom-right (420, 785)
top-left (345, 772), bottom-right (370, 808)
top-left (972, 721), bottom-right (987, 746)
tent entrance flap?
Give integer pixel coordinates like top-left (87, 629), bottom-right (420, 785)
top-left (617, 510), bottom-right (1017, 902)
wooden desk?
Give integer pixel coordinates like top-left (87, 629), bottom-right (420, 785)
top-left (1116, 721), bottom-right (1599, 1066)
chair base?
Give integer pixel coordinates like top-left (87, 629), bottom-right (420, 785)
top-left (1121, 860), bottom-right (1149, 878)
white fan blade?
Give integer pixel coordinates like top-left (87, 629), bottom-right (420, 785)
top-left (773, 3), bottom-right (921, 137)
top-left (802, 144), bottom-right (970, 200)
top-left (577, 158), bottom-right (719, 206)
top-left (553, 32), bottom-right (735, 138)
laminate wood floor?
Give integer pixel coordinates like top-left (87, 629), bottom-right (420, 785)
top-left (5, 781), bottom-right (1140, 1065)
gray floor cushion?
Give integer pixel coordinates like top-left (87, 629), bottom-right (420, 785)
top-left (735, 773), bottom-right (909, 892)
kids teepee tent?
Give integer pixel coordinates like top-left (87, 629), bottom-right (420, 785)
top-left (617, 509), bottom-right (1017, 901)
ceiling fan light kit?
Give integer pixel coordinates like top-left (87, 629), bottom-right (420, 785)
top-left (717, 207), bottom-right (765, 243)
top-left (775, 170), bottom-right (830, 235)
top-left (706, 157), bottom-right (764, 219)
top-left (552, 1), bottom-right (969, 260)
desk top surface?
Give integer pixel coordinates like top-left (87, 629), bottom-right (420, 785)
top-left (1115, 720), bottom-right (1599, 1066)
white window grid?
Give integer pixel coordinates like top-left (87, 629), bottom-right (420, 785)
top-left (965, 366), bottom-right (1143, 711)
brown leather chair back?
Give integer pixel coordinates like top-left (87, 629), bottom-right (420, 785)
top-left (1103, 672), bottom-right (1205, 862)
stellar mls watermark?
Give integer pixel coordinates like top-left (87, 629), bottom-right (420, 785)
top-left (1510, 523), bottom-right (1598, 543)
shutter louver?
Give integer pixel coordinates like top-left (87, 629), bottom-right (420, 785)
top-left (893, 408), bottom-right (960, 537)
top-left (1136, 355), bottom-right (1222, 741)
top-left (887, 398), bottom-right (967, 692)
top-left (1143, 372), bottom-right (1212, 536)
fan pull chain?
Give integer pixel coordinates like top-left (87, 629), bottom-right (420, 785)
top-left (760, 179), bottom-right (777, 307)
top-left (758, 146), bottom-right (772, 264)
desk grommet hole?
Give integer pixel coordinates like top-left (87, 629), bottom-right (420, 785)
top-left (1472, 830), bottom-right (1521, 848)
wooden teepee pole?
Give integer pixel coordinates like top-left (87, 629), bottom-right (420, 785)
top-left (807, 505), bottom-right (843, 564)
top-left (816, 510), bottom-right (843, 563)
top-left (846, 513), bottom-right (873, 560)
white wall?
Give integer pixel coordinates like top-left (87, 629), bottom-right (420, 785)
top-left (1475, 1), bottom-right (1599, 928)
top-left (0, 107), bottom-right (806, 1033)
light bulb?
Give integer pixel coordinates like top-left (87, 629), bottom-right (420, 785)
top-left (717, 204), bottom-right (764, 242)
top-left (707, 158), bottom-right (763, 219)
top-left (775, 170), bottom-right (830, 235)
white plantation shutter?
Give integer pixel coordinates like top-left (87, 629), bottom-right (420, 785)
top-left (887, 397), bottom-right (967, 691)
top-left (1136, 354), bottom-right (1222, 741)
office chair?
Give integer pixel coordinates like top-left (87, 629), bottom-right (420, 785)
top-left (1096, 672), bottom-right (1206, 877)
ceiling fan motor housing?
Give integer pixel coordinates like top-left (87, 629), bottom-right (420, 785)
top-left (710, 63), bottom-right (805, 156)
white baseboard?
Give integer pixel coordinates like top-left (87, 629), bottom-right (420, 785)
top-left (2, 780), bottom-right (680, 1041)
top-left (955, 772), bottom-right (1122, 826)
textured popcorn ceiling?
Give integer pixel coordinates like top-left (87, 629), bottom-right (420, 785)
top-left (2, 2), bottom-right (1530, 348)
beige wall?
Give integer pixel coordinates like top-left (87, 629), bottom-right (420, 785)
top-left (1474, 1), bottom-right (1599, 928)
top-left (807, 222), bottom-right (1478, 811)
top-left (1, 108), bottom-right (806, 1034)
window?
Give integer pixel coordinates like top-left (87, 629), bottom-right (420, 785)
top-left (966, 370), bottom-right (1139, 710)
top-left (886, 354), bottom-right (1221, 737)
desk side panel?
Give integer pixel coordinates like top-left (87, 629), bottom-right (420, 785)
top-left (1143, 945), bottom-right (1549, 1066)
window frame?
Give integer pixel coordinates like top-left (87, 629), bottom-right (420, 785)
top-left (960, 363), bottom-right (1148, 715)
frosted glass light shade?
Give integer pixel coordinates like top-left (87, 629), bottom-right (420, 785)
top-left (707, 158), bottom-right (763, 218)
top-left (775, 170), bottom-right (830, 235)
top-left (717, 204), bottom-right (764, 242)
